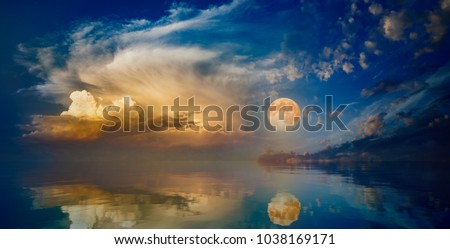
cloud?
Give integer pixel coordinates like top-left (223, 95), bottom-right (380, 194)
top-left (17, 0), bottom-right (279, 143)
top-left (18, 0), bottom-right (264, 109)
top-left (359, 52), bottom-right (369, 69)
top-left (23, 115), bottom-right (103, 141)
top-left (391, 96), bottom-right (408, 107)
top-left (342, 62), bottom-right (354, 74)
top-left (322, 47), bottom-right (333, 59)
top-left (361, 80), bottom-right (427, 97)
top-left (284, 63), bottom-right (304, 81)
top-left (428, 114), bottom-right (449, 127)
top-left (364, 40), bottom-right (376, 50)
top-left (364, 40), bottom-right (382, 55)
top-left (381, 11), bottom-right (407, 41)
top-left (409, 32), bottom-right (418, 40)
top-left (414, 47), bottom-right (434, 58)
top-left (368, 3), bottom-right (383, 16)
top-left (351, 3), bottom-right (358, 15)
top-left (363, 113), bottom-right (386, 136)
top-left (425, 12), bottom-right (447, 43)
top-left (341, 41), bottom-right (351, 50)
top-left (267, 44), bottom-right (354, 83)
top-left (60, 90), bottom-right (103, 119)
top-left (266, 69), bottom-right (284, 84)
top-left (441, 0), bottom-right (450, 11)
top-left (314, 61), bottom-right (334, 81)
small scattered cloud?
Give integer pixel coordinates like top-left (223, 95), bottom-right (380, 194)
top-left (364, 40), bottom-right (381, 55)
top-left (363, 113), bottom-right (386, 136)
top-left (266, 69), bottom-right (284, 84)
top-left (322, 47), bottom-right (333, 59)
top-left (364, 40), bottom-right (377, 50)
top-left (368, 3), bottom-right (383, 16)
top-left (341, 41), bottom-right (351, 50)
top-left (374, 49), bottom-right (383, 55)
top-left (409, 32), bottom-right (418, 40)
top-left (381, 11), bottom-right (407, 41)
top-left (428, 114), bottom-right (449, 127)
top-left (342, 62), bottom-right (354, 74)
top-left (425, 12), bottom-right (447, 43)
top-left (285, 67), bottom-right (303, 81)
top-left (314, 61), bottom-right (334, 81)
top-left (441, 0), bottom-right (450, 11)
top-left (359, 52), bottom-right (369, 69)
top-left (414, 47), bottom-right (434, 58)
top-left (351, 3), bottom-right (358, 15)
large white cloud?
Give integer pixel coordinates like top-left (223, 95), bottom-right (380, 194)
top-left (61, 90), bottom-right (103, 118)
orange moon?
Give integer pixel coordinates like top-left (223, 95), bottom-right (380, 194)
top-left (268, 98), bottom-right (301, 131)
top-left (268, 192), bottom-right (301, 226)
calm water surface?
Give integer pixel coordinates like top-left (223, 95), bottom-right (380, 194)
top-left (1, 161), bottom-right (449, 228)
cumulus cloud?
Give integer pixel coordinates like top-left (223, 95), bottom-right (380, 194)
top-left (363, 113), bottom-right (386, 136)
top-left (368, 3), bottom-right (383, 16)
top-left (381, 11), bottom-right (407, 41)
top-left (61, 90), bottom-right (103, 119)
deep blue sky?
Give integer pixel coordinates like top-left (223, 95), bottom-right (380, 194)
top-left (1, 0), bottom-right (450, 161)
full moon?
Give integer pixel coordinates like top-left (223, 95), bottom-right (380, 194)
top-left (268, 192), bottom-right (301, 226)
top-left (268, 98), bottom-right (301, 131)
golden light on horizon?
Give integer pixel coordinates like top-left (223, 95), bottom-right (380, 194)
top-left (268, 98), bottom-right (301, 131)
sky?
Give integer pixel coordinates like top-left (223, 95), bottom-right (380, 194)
top-left (1, 0), bottom-right (450, 161)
